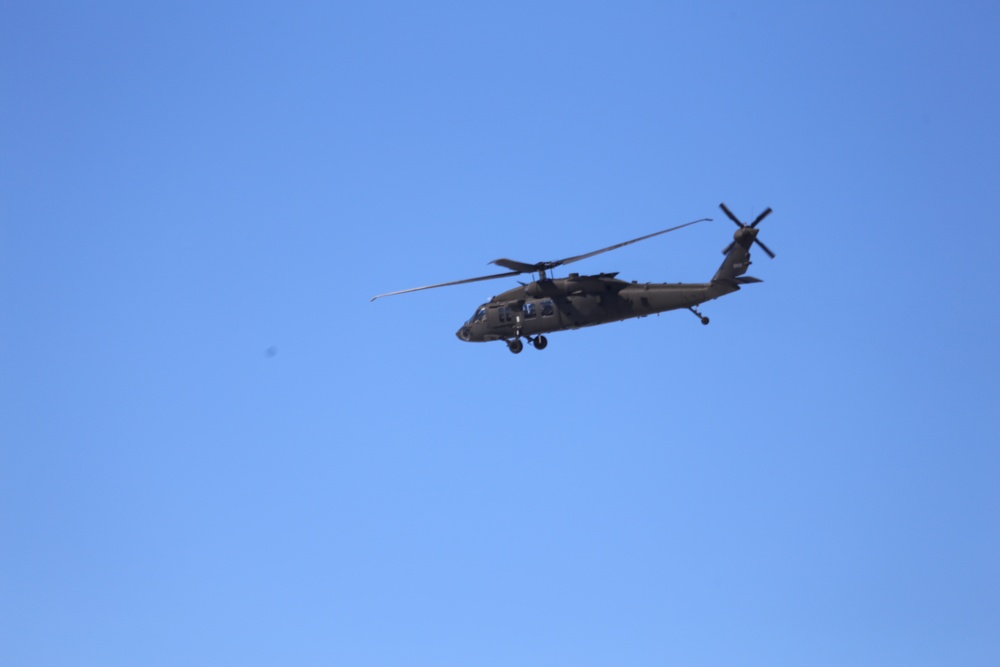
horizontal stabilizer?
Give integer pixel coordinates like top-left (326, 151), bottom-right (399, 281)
top-left (734, 276), bottom-right (763, 284)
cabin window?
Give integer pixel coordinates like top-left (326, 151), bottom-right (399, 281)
top-left (540, 299), bottom-right (555, 317)
top-left (523, 302), bottom-right (537, 319)
top-left (473, 308), bottom-right (486, 323)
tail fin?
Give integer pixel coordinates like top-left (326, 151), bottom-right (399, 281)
top-left (711, 203), bottom-right (775, 284)
top-left (712, 227), bottom-right (757, 283)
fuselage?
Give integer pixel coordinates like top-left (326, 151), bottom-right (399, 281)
top-left (455, 273), bottom-right (739, 342)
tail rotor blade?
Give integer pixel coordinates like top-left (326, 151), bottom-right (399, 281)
top-left (751, 207), bottom-right (773, 228)
top-left (754, 238), bottom-right (776, 259)
top-left (719, 202), bottom-right (743, 227)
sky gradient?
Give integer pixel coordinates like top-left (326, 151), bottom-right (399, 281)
top-left (3, 2), bottom-right (999, 665)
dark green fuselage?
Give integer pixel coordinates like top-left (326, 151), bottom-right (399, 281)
top-left (455, 221), bottom-right (767, 346)
top-left (456, 275), bottom-right (739, 342)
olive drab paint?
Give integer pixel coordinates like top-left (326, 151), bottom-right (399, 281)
top-left (372, 203), bottom-right (776, 354)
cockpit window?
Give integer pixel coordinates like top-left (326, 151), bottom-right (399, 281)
top-left (472, 308), bottom-right (487, 324)
top-left (523, 302), bottom-right (537, 319)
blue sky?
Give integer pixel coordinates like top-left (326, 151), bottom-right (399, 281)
top-left (2, 2), bottom-right (999, 665)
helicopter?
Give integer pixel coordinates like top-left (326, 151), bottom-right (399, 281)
top-left (371, 203), bottom-right (776, 354)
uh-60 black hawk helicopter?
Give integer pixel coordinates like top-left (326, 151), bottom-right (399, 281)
top-left (371, 203), bottom-right (776, 354)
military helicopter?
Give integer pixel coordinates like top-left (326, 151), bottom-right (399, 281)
top-left (372, 203), bottom-right (775, 353)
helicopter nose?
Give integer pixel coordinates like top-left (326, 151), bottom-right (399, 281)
top-left (456, 327), bottom-right (472, 342)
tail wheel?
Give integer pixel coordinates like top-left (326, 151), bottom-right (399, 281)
top-left (507, 339), bottom-right (523, 354)
top-left (532, 335), bottom-right (548, 350)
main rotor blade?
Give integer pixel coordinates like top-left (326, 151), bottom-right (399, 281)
top-left (751, 207), bottom-right (773, 228)
top-left (370, 270), bottom-right (521, 301)
top-left (552, 218), bottom-right (711, 269)
top-left (372, 216), bottom-right (713, 302)
top-left (754, 238), bottom-right (776, 259)
top-left (719, 202), bottom-right (743, 227)
top-left (489, 258), bottom-right (540, 273)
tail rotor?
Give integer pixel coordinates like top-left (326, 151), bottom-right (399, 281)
top-left (719, 203), bottom-right (776, 258)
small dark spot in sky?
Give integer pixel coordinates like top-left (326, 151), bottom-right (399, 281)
top-left (265, 346), bottom-right (278, 358)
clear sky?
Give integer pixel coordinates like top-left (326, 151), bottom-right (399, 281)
top-left (3, 2), bottom-right (999, 665)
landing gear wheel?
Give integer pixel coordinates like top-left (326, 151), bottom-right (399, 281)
top-left (701, 317), bottom-right (710, 325)
top-left (532, 335), bottom-right (548, 350)
top-left (507, 339), bottom-right (523, 354)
